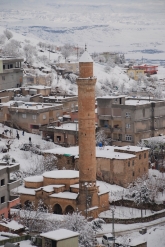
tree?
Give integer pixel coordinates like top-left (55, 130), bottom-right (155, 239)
top-left (61, 44), bottom-right (72, 61)
top-left (61, 211), bottom-right (97, 247)
top-left (0, 34), bottom-right (6, 46)
top-left (23, 44), bottom-right (37, 64)
top-left (2, 39), bottom-right (22, 57)
top-left (14, 200), bottom-right (49, 233)
top-left (96, 129), bottom-right (111, 146)
top-left (4, 29), bottom-right (13, 40)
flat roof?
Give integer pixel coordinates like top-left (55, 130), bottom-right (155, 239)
top-left (43, 170), bottom-right (79, 179)
top-left (97, 95), bottom-right (126, 99)
top-left (43, 146), bottom-right (136, 160)
top-left (115, 145), bottom-right (149, 152)
top-left (40, 229), bottom-right (79, 241)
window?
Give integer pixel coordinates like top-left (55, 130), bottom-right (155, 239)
top-left (3, 65), bottom-right (5, 69)
top-left (10, 64), bottom-right (13, 68)
top-left (2, 76), bottom-right (5, 80)
top-left (43, 114), bottom-right (46, 120)
top-left (144, 153), bottom-right (146, 158)
top-left (128, 161), bottom-right (130, 167)
top-left (1, 179), bottom-right (5, 186)
top-left (132, 171), bottom-right (135, 176)
top-left (57, 136), bottom-right (61, 142)
top-left (132, 160), bottom-right (134, 166)
top-left (139, 154), bottom-right (141, 159)
top-left (143, 108), bottom-right (145, 117)
top-left (125, 135), bottom-right (132, 141)
top-left (22, 114), bottom-right (26, 119)
top-left (67, 160), bottom-right (70, 164)
top-left (1, 214), bottom-right (4, 219)
top-left (1, 196), bottom-right (5, 203)
top-left (32, 115), bottom-right (37, 120)
top-left (125, 112), bottom-right (131, 118)
top-left (126, 123), bottom-right (131, 129)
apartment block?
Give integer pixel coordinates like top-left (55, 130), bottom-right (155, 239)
top-left (0, 162), bottom-right (20, 219)
top-left (0, 58), bottom-right (23, 90)
top-left (97, 95), bottom-right (165, 146)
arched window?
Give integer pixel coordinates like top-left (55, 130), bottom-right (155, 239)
top-left (53, 204), bottom-right (62, 215)
top-left (24, 200), bottom-right (32, 210)
top-left (65, 205), bottom-right (74, 214)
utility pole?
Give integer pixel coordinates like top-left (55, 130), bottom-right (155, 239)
top-left (112, 209), bottom-right (115, 247)
top-left (77, 44), bottom-right (79, 61)
top-left (86, 184), bottom-right (88, 219)
top-left (140, 192), bottom-right (143, 219)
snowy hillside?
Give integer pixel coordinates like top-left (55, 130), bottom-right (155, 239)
top-left (0, 0), bottom-right (165, 64)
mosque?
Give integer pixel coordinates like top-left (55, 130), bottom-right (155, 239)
top-left (17, 49), bottom-right (109, 218)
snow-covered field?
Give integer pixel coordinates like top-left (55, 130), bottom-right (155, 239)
top-left (0, 0), bottom-right (165, 63)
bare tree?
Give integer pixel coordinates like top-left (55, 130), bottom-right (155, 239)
top-left (23, 44), bottom-right (37, 64)
top-left (2, 39), bottom-right (22, 57)
top-left (61, 44), bottom-right (72, 61)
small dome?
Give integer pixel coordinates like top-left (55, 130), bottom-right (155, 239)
top-left (79, 51), bottom-right (93, 63)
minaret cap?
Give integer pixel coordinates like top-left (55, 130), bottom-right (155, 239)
top-left (79, 50), bottom-right (93, 63)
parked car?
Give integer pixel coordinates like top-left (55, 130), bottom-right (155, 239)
top-left (102, 233), bottom-right (114, 246)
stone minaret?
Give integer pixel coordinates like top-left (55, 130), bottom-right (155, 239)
top-left (77, 48), bottom-right (99, 213)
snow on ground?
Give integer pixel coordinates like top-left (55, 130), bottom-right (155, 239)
top-left (99, 207), bottom-right (165, 219)
top-left (0, 124), bottom-right (59, 171)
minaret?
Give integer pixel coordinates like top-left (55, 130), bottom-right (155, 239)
top-left (77, 47), bottom-right (99, 213)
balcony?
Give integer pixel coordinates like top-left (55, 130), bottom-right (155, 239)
top-left (99, 115), bottom-right (112, 120)
top-left (112, 128), bottom-right (122, 133)
top-left (8, 179), bottom-right (20, 190)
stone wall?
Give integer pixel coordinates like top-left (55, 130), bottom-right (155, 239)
top-left (101, 209), bottom-right (165, 224)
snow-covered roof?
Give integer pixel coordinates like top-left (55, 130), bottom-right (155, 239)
top-left (35, 185), bottom-right (65, 193)
top-left (14, 186), bottom-right (36, 195)
top-left (125, 99), bottom-right (156, 105)
top-left (49, 123), bottom-right (79, 131)
top-left (43, 146), bottom-right (136, 159)
top-left (115, 145), bottom-right (149, 152)
top-left (79, 51), bottom-right (93, 63)
top-left (0, 220), bottom-right (24, 231)
top-left (50, 192), bottom-right (78, 200)
top-left (24, 175), bottom-right (43, 183)
top-left (43, 170), bottom-right (79, 179)
top-left (97, 95), bottom-right (126, 99)
top-left (40, 229), bottom-right (79, 241)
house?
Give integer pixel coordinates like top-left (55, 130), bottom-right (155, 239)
top-left (42, 95), bottom-right (78, 113)
top-left (0, 162), bottom-right (20, 219)
top-left (97, 95), bottom-right (165, 146)
top-left (0, 101), bottom-right (63, 133)
top-left (0, 58), bottom-right (23, 90)
top-left (21, 86), bottom-right (51, 97)
top-left (40, 122), bottom-right (79, 146)
top-left (133, 64), bottom-right (158, 75)
top-left (40, 229), bottom-right (79, 247)
top-left (43, 145), bottom-right (149, 187)
top-left (127, 68), bottom-right (145, 80)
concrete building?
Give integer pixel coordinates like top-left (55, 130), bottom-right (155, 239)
top-left (97, 96), bottom-right (165, 146)
top-left (43, 145), bottom-right (149, 188)
top-left (127, 68), bottom-right (145, 80)
top-left (0, 101), bottom-right (63, 133)
top-left (0, 162), bottom-right (20, 219)
top-left (0, 58), bottom-right (23, 90)
top-left (40, 229), bottom-right (79, 247)
top-left (40, 122), bottom-right (79, 146)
